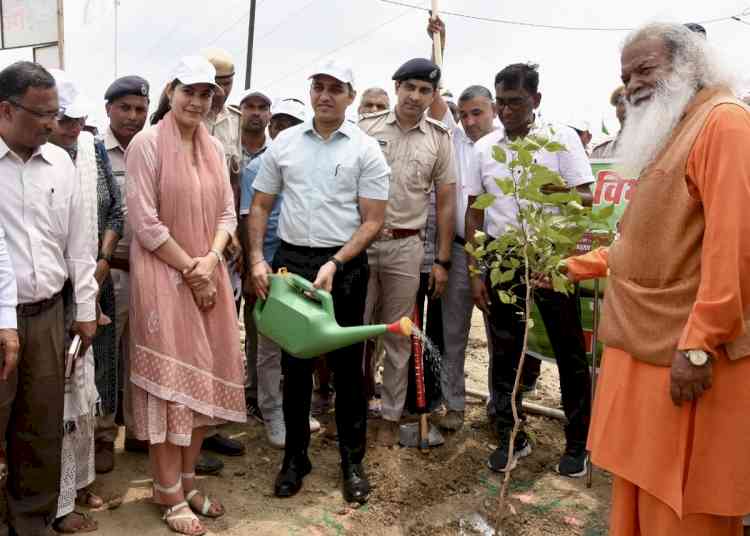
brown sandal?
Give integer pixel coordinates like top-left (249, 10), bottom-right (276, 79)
top-left (76, 488), bottom-right (104, 509)
top-left (53, 511), bottom-right (98, 533)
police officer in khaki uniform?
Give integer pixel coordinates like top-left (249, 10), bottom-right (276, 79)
top-left (359, 58), bottom-right (456, 446)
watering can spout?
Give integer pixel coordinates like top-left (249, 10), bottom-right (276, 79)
top-left (387, 317), bottom-right (413, 337)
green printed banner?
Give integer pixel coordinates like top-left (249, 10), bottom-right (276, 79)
top-left (528, 159), bottom-right (636, 359)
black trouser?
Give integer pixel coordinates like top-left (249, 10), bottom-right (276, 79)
top-left (274, 242), bottom-right (369, 470)
top-left (488, 276), bottom-right (591, 451)
top-left (406, 272), bottom-right (444, 414)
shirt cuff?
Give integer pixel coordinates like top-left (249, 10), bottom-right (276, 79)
top-left (75, 302), bottom-right (97, 323)
top-left (0, 306), bottom-right (17, 329)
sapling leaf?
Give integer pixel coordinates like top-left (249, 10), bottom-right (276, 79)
top-left (492, 146), bottom-right (507, 164)
top-left (472, 193), bottom-right (496, 210)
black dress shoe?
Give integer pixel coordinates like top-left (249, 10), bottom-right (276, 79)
top-left (342, 463), bottom-right (370, 504)
top-left (124, 437), bottom-right (149, 453)
top-left (274, 457), bottom-right (312, 498)
top-left (195, 453), bottom-right (224, 475)
top-left (202, 433), bottom-right (246, 456)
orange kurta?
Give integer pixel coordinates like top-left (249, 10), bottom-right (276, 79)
top-left (568, 103), bottom-right (750, 528)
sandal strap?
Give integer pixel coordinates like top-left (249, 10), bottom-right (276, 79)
top-left (154, 478), bottom-right (182, 495)
top-left (162, 501), bottom-right (191, 520)
top-left (185, 489), bottom-right (213, 516)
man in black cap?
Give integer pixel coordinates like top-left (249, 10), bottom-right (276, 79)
top-left (98, 75), bottom-right (150, 472)
top-left (359, 58), bottom-right (456, 446)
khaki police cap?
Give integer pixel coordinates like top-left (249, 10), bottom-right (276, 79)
top-left (201, 47), bottom-right (235, 78)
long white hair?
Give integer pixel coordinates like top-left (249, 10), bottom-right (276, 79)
top-left (616, 23), bottom-right (736, 176)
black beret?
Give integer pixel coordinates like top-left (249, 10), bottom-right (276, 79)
top-left (392, 58), bottom-right (441, 86)
top-left (105, 76), bottom-right (150, 103)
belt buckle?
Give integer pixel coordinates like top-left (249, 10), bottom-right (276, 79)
top-left (377, 228), bottom-right (395, 242)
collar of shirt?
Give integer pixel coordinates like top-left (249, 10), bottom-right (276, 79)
top-left (301, 118), bottom-right (355, 140)
top-left (242, 141), bottom-right (268, 162)
top-left (104, 127), bottom-right (126, 153)
top-left (385, 110), bottom-right (429, 134)
top-left (0, 136), bottom-right (55, 165)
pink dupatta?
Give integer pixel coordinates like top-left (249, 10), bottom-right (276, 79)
top-left (126, 111), bottom-right (246, 423)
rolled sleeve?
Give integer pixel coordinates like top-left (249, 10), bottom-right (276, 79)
top-left (125, 132), bottom-right (171, 252)
top-left (558, 126), bottom-right (595, 187)
top-left (252, 144), bottom-right (283, 196)
top-left (358, 137), bottom-right (390, 200)
top-left (0, 225), bottom-right (17, 329)
top-left (65, 166), bottom-right (98, 322)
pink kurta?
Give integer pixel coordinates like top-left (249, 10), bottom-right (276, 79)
top-left (125, 114), bottom-right (246, 446)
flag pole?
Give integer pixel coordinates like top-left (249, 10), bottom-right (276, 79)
top-left (431, 0), bottom-right (443, 67)
top-left (56, 0), bottom-right (65, 69)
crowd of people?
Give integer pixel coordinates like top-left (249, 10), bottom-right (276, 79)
top-left (0, 13), bottom-right (748, 536)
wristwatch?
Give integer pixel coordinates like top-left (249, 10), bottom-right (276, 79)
top-left (98, 252), bottom-right (112, 264)
top-left (329, 257), bottom-right (344, 273)
top-left (682, 349), bottom-right (710, 367)
top-left (434, 258), bottom-right (452, 271)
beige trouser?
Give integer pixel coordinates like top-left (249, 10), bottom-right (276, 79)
top-left (364, 235), bottom-right (423, 422)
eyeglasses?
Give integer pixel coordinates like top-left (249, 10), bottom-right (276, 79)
top-left (6, 99), bottom-right (61, 119)
top-left (495, 97), bottom-right (529, 111)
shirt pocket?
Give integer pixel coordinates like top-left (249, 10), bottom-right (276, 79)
top-left (327, 164), bottom-right (359, 204)
top-left (31, 182), bottom-right (69, 241)
top-left (409, 155), bottom-right (436, 193)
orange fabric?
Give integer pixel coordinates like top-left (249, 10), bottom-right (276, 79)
top-left (567, 247), bottom-right (609, 282)
top-left (609, 476), bottom-right (742, 536)
top-left (589, 347), bottom-right (750, 518)
top-left (679, 103), bottom-right (750, 357)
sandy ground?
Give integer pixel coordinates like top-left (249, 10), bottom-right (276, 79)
top-left (87, 310), bottom-right (613, 535)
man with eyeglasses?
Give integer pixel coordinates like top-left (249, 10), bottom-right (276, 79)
top-left (0, 61), bottom-right (98, 536)
top-left (465, 63), bottom-right (594, 478)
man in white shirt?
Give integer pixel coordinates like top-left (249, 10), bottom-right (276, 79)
top-left (0, 223), bottom-right (19, 380)
top-left (466, 63), bottom-right (594, 478)
top-left (0, 61), bottom-right (97, 536)
top-left (428, 83), bottom-right (498, 432)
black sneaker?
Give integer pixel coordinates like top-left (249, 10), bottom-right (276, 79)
top-left (556, 448), bottom-right (588, 478)
top-left (247, 398), bottom-right (264, 423)
top-left (487, 434), bottom-right (532, 473)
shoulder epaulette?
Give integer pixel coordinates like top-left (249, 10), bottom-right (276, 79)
top-left (425, 115), bottom-right (450, 133)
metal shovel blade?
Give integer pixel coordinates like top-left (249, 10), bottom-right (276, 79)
top-left (399, 421), bottom-right (445, 448)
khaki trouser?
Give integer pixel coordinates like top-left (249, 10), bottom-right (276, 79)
top-left (364, 235), bottom-right (423, 422)
top-left (0, 298), bottom-right (65, 536)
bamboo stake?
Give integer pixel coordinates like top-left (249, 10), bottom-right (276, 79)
top-left (586, 279), bottom-right (601, 488)
top-left (431, 0), bottom-right (443, 67)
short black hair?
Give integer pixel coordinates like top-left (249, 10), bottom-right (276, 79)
top-left (0, 61), bottom-right (55, 102)
top-left (494, 63), bottom-right (540, 94)
top-left (458, 85), bottom-right (493, 103)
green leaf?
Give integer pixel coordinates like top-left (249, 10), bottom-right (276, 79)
top-left (471, 193), bottom-right (496, 210)
top-left (490, 268), bottom-right (502, 287)
top-left (464, 242), bottom-right (475, 255)
top-left (498, 290), bottom-right (512, 304)
top-left (473, 230), bottom-right (488, 244)
top-left (517, 148), bottom-right (533, 167)
top-left (552, 273), bottom-right (571, 294)
top-left (499, 269), bottom-right (515, 283)
top-left (601, 120), bottom-right (610, 136)
top-left (594, 204), bottom-right (616, 219)
top-left (492, 145), bottom-right (507, 164)
top-left (527, 318), bottom-right (535, 329)
top-left (495, 178), bottom-right (515, 195)
top-left (545, 141), bottom-right (566, 153)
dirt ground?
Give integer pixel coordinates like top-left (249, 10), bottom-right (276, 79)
top-left (90, 311), bottom-right (612, 535)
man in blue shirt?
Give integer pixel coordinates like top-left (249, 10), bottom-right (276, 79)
top-left (240, 98), bottom-right (304, 448)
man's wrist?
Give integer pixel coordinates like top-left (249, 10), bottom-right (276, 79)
top-left (681, 349), bottom-right (711, 367)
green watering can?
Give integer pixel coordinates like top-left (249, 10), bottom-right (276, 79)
top-left (253, 270), bottom-right (413, 359)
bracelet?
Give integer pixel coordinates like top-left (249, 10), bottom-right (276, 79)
top-left (251, 259), bottom-right (266, 266)
top-left (210, 249), bottom-right (224, 264)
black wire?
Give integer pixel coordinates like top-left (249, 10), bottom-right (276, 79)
top-left (380, 0), bottom-right (745, 32)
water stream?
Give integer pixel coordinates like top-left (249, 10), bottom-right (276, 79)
top-left (410, 325), bottom-right (444, 396)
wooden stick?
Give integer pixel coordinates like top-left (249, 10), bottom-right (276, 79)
top-left (586, 279), bottom-right (601, 488)
top-left (431, 0), bottom-right (443, 68)
top-left (465, 388), bottom-right (567, 421)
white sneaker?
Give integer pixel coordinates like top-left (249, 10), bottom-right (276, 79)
top-left (265, 417), bottom-right (286, 449)
top-left (310, 415), bottom-right (321, 433)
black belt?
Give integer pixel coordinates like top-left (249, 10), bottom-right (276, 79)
top-left (17, 291), bottom-right (63, 318)
top-left (453, 236), bottom-right (466, 247)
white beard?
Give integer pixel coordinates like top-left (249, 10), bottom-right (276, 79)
top-left (616, 71), bottom-right (698, 177)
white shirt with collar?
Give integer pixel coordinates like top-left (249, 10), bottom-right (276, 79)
top-left (467, 119), bottom-right (594, 239)
top-left (253, 118), bottom-right (390, 248)
top-left (0, 137), bottom-right (98, 321)
top-left (104, 127), bottom-right (131, 261)
top-left (0, 223), bottom-right (17, 329)
top-left (440, 110), bottom-right (500, 239)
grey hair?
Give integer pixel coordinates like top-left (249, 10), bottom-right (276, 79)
top-left (362, 87), bottom-right (389, 100)
top-left (458, 85), bottom-right (493, 103)
top-left (623, 22), bottom-right (736, 91)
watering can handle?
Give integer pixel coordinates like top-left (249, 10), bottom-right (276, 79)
top-left (286, 273), bottom-right (336, 317)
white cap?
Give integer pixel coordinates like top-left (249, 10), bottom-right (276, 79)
top-left (309, 59), bottom-right (354, 87)
top-left (48, 68), bottom-right (77, 111)
top-left (63, 94), bottom-right (91, 119)
top-left (170, 56), bottom-right (219, 87)
top-left (271, 98), bottom-right (306, 122)
top-left (567, 119), bottom-right (591, 133)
